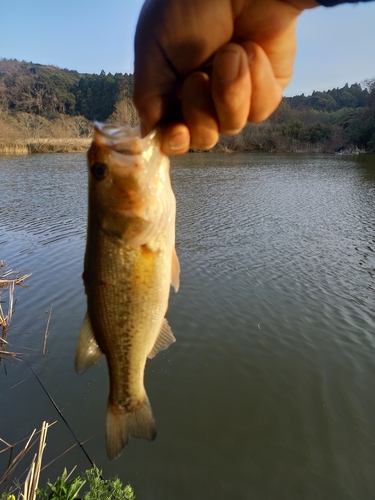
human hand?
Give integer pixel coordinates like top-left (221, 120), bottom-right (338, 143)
top-left (133, 0), bottom-right (318, 154)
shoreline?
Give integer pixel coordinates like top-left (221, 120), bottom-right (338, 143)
top-left (0, 140), bottom-right (369, 156)
top-left (0, 138), bottom-right (91, 155)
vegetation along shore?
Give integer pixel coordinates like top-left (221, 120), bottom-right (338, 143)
top-left (0, 58), bottom-right (374, 154)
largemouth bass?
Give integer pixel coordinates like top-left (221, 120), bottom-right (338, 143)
top-left (75, 123), bottom-right (179, 460)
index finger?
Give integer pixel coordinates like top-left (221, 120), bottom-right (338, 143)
top-left (133, 0), bottom-right (234, 136)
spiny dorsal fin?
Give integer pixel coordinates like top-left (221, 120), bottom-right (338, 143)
top-left (148, 318), bottom-right (176, 359)
top-left (171, 247), bottom-right (180, 292)
top-left (75, 312), bottom-right (103, 373)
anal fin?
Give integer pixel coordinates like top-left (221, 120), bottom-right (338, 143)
top-left (148, 318), bottom-right (176, 359)
top-left (171, 247), bottom-right (180, 292)
top-left (75, 312), bottom-right (103, 373)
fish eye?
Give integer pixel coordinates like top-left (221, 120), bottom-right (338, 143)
top-left (91, 162), bottom-right (108, 181)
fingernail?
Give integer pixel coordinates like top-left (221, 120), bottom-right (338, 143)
top-left (216, 49), bottom-right (240, 83)
top-left (168, 131), bottom-right (190, 151)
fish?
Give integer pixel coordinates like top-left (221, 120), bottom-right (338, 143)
top-left (75, 122), bottom-right (180, 460)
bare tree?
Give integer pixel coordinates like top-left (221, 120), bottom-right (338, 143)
top-left (70, 115), bottom-right (92, 138)
top-left (15, 112), bottom-right (49, 140)
top-left (34, 86), bottom-right (47, 115)
top-left (109, 98), bottom-right (139, 127)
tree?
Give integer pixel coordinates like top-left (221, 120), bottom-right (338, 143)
top-left (108, 98), bottom-right (139, 127)
top-left (364, 78), bottom-right (375, 116)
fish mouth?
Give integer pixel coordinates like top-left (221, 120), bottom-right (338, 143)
top-left (93, 122), bottom-right (157, 156)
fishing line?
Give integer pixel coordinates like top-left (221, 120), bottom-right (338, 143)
top-left (25, 360), bottom-right (100, 475)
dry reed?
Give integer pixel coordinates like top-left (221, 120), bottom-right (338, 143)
top-left (0, 143), bottom-right (29, 154)
top-left (0, 421), bottom-right (56, 496)
top-left (42, 303), bottom-right (53, 356)
top-left (0, 138), bottom-right (90, 155)
top-left (0, 262), bottom-right (31, 330)
top-left (23, 421), bottom-right (49, 500)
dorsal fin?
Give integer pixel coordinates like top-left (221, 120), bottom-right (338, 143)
top-left (148, 318), bottom-right (176, 359)
top-left (75, 312), bottom-right (103, 373)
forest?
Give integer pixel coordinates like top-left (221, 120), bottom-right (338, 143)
top-left (0, 58), bottom-right (374, 153)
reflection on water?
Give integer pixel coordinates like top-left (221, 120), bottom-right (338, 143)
top-left (0, 152), bottom-right (375, 500)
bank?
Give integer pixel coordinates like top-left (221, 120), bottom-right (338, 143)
top-left (0, 139), bottom-right (91, 155)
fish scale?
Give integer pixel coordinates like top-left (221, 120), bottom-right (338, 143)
top-left (75, 123), bottom-right (180, 460)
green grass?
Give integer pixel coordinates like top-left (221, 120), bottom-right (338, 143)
top-left (0, 466), bottom-right (135, 500)
top-left (36, 466), bottom-right (135, 500)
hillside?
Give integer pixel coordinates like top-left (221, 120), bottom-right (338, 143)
top-left (0, 58), bottom-right (133, 121)
top-left (0, 58), bottom-right (374, 153)
top-left (217, 82), bottom-right (375, 153)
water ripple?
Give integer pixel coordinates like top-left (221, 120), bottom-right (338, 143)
top-left (1, 152), bottom-right (375, 500)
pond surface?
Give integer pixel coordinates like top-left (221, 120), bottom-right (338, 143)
top-left (0, 152), bottom-right (375, 500)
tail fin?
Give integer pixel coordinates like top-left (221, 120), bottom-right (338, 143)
top-left (106, 397), bottom-right (156, 460)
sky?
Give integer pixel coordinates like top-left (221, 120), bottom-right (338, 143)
top-left (0, 0), bottom-right (374, 97)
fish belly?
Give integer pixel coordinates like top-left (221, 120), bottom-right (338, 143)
top-left (85, 222), bottom-right (171, 459)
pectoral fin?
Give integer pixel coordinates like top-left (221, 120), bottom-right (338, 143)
top-left (171, 247), bottom-right (180, 292)
top-left (148, 318), bottom-right (176, 359)
top-left (75, 312), bottom-right (103, 373)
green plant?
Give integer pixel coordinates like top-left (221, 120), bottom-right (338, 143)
top-left (37, 468), bottom-right (86, 500)
top-left (35, 467), bottom-right (135, 500)
top-left (83, 467), bottom-right (135, 500)
top-left (0, 492), bottom-right (16, 500)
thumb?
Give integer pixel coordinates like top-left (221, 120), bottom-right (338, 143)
top-left (133, 49), bottom-right (177, 136)
top-left (133, 4), bottom-right (179, 136)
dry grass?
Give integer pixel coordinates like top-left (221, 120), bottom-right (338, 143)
top-left (42, 303), bottom-right (53, 356)
top-left (0, 143), bottom-right (29, 154)
top-left (0, 262), bottom-right (31, 362)
top-left (0, 112), bottom-right (93, 154)
top-left (0, 261), bottom-right (31, 330)
top-left (23, 421), bottom-right (49, 500)
top-left (1, 421), bottom-right (55, 496)
top-left (0, 138), bottom-right (91, 155)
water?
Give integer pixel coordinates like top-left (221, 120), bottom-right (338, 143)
top-left (0, 152), bottom-right (375, 499)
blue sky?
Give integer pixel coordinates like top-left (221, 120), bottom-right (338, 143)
top-left (1, 0), bottom-right (374, 97)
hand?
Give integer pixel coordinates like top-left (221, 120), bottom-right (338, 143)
top-left (133, 0), bottom-right (318, 154)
